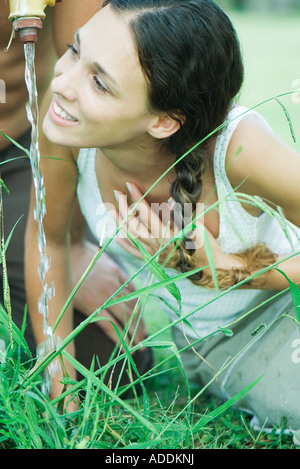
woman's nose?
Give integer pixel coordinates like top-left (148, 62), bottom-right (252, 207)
top-left (51, 54), bottom-right (78, 101)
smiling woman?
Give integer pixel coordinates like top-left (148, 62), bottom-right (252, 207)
top-left (43, 7), bottom-right (156, 151)
top-left (25, 0), bottom-right (300, 430)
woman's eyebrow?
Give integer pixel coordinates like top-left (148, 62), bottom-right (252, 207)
top-left (92, 61), bottom-right (119, 87)
top-left (75, 30), bottom-right (119, 89)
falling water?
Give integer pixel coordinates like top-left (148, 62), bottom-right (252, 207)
top-left (24, 43), bottom-right (58, 386)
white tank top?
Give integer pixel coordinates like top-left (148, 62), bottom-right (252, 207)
top-left (76, 106), bottom-right (300, 339)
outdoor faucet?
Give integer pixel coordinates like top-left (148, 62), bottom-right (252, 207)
top-left (9, 0), bottom-right (61, 43)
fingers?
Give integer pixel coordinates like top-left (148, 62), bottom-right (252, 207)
top-left (127, 183), bottom-right (174, 240)
top-left (112, 183), bottom-right (174, 254)
top-left (114, 190), bottom-right (151, 240)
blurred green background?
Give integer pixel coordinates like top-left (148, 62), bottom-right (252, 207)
top-left (215, 0), bottom-right (300, 153)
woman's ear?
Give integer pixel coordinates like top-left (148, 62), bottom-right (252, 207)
top-left (147, 113), bottom-right (183, 140)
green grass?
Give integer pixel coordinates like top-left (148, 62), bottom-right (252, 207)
top-left (0, 305), bottom-right (297, 450)
top-left (1, 10), bottom-right (300, 450)
top-left (0, 303), bottom-right (297, 450)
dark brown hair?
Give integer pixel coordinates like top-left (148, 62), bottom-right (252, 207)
top-left (104, 0), bottom-right (246, 282)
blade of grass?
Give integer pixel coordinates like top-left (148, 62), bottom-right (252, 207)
top-left (274, 97), bottom-right (296, 143)
top-left (0, 303), bottom-right (32, 357)
top-left (0, 177), bottom-right (9, 194)
top-left (275, 268), bottom-right (300, 333)
top-left (126, 231), bottom-right (181, 306)
top-left (143, 338), bottom-right (191, 398)
top-left (0, 131), bottom-right (30, 156)
top-left (192, 375), bottom-right (264, 433)
top-left (154, 332), bottom-right (266, 443)
top-left (0, 183), bottom-right (12, 348)
top-left (0, 215), bottom-right (23, 265)
top-left (202, 225), bottom-right (219, 291)
top-left (103, 318), bottom-right (151, 413)
top-left (97, 265), bottom-right (206, 308)
top-left (59, 350), bottom-right (158, 435)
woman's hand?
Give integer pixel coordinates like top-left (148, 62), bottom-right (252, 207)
top-left (112, 182), bottom-right (176, 262)
top-left (112, 182), bottom-right (243, 273)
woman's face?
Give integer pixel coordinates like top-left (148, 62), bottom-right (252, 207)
top-left (43, 5), bottom-right (157, 150)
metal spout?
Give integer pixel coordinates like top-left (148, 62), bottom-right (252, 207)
top-left (13, 17), bottom-right (43, 43)
top-left (9, 0), bottom-right (61, 43)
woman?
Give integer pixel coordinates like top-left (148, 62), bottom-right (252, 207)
top-left (25, 0), bottom-right (300, 430)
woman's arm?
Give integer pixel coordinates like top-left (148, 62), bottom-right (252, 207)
top-left (222, 112), bottom-right (300, 289)
top-left (25, 92), bottom-right (79, 400)
top-left (69, 202), bottom-right (147, 345)
top-left (185, 114), bottom-right (300, 290)
top-left (227, 113), bottom-right (300, 227)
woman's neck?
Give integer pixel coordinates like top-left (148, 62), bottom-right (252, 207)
top-left (96, 136), bottom-right (216, 206)
top-left (98, 141), bottom-right (175, 192)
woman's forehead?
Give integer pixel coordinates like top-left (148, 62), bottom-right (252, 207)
top-left (80, 6), bottom-right (148, 98)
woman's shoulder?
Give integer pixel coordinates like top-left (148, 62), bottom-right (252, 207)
top-left (213, 106), bottom-right (272, 186)
top-left (224, 108), bottom-right (300, 226)
top-left (224, 109), bottom-right (276, 192)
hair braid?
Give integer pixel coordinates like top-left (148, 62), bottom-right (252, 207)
top-left (169, 146), bottom-right (207, 282)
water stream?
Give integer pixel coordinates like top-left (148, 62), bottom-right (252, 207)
top-left (24, 43), bottom-right (58, 387)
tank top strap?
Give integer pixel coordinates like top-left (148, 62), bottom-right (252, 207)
top-left (77, 147), bottom-right (97, 175)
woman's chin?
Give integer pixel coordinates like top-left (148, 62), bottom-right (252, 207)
top-left (42, 113), bottom-right (75, 147)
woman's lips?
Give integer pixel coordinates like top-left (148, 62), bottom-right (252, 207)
top-left (49, 99), bottom-right (79, 127)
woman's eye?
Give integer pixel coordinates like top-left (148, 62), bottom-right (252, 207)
top-left (93, 76), bottom-right (109, 94)
top-left (65, 44), bottom-right (109, 95)
top-left (66, 43), bottom-right (79, 56)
